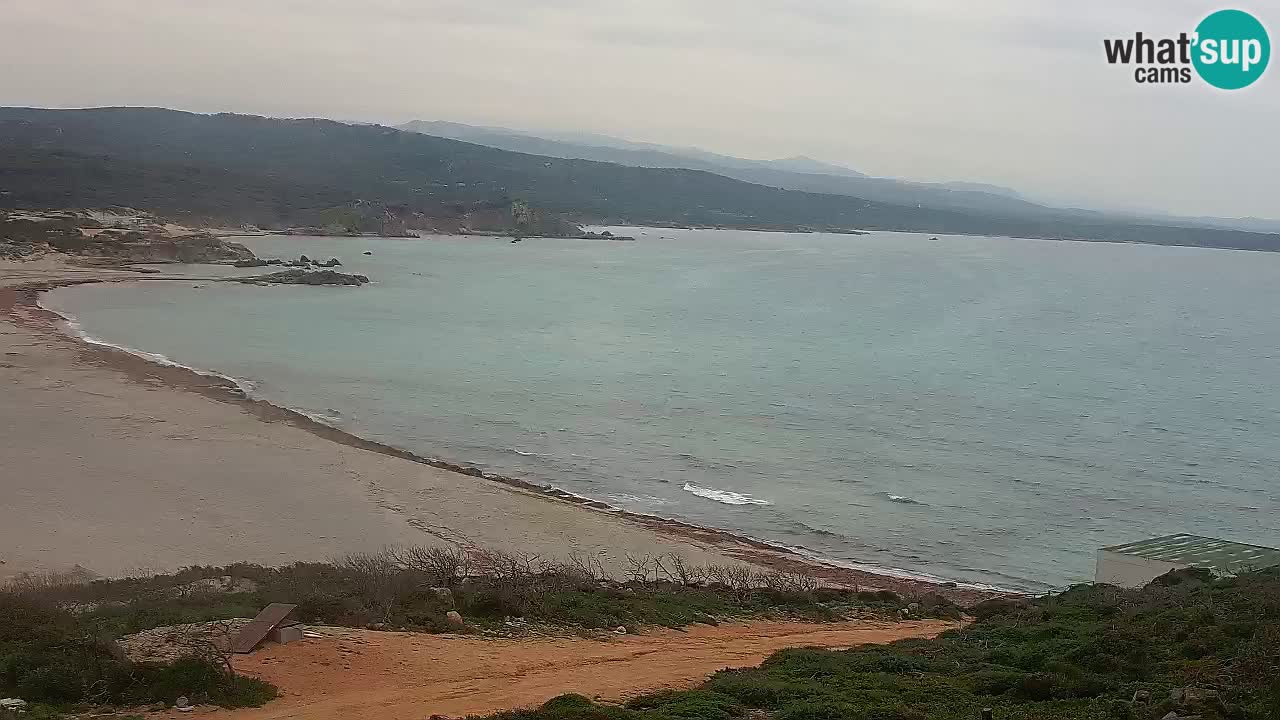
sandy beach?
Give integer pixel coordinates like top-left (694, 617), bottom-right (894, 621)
top-left (0, 258), bottom-right (989, 601)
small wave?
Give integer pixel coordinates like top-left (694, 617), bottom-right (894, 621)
top-left (40, 301), bottom-right (257, 395)
top-left (675, 452), bottom-right (740, 472)
top-left (297, 409), bottom-right (343, 426)
top-left (510, 448), bottom-right (543, 458)
top-left (775, 543), bottom-right (1019, 592)
top-left (884, 493), bottom-right (927, 506)
top-left (609, 493), bottom-right (670, 507)
top-left (681, 482), bottom-right (771, 506)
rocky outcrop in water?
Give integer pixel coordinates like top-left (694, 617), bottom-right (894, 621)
top-left (235, 269), bottom-right (370, 286)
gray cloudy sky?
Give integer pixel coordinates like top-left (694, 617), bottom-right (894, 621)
top-left (1, 0), bottom-right (1276, 218)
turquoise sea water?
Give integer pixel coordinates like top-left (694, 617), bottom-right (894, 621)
top-left (44, 229), bottom-right (1280, 591)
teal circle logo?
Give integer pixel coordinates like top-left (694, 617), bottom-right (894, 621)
top-left (1193, 9), bottom-right (1270, 89)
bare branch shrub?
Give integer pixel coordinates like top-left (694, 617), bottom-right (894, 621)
top-left (704, 564), bottom-right (758, 595)
top-left (757, 570), bottom-right (820, 594)
top-left (624, 553), bottom-right (658, 584)
top-left (664, 554), bottom-right (706, 586)
top-left (335, 549), bottom-right (409, 623)
top-left (563, 552), bottom-right (608, 583)
top-left (388, 545), bottom-right (469, 588)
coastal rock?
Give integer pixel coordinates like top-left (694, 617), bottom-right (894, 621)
top-left (363, 251), bottom-right (373, 255)
top-left (427, 587), bottom-right (455, 607)
top-left (102, 233), bottom-right (255, 264)
top-left (170, 575), bottom-right (260, 597)
top-left (315, 257), bottom-right (343, 267)
top-left (233, 258), bottom-right (271, 268)
top-left (1170, 687), bottom-right (1218, 706)
top-left (446, 610), bottom-right (464, 626)
top-left (0, 240), bottom-right (40, 259)
top-left (235, 269), bottom-right (371, 286)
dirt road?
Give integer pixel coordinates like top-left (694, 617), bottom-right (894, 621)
top-left (223, 619), bottom-right (955, 720)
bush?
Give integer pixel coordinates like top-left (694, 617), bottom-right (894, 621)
top-left (0, 595), bottom-right (274, 708)
top-left (464, 568), bottom-right (1280, 720)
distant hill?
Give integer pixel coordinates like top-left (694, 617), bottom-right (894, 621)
top-left (398, 120), bottom-right (1047, 215)
top-left (2, 107), bottom-right (1279, 251)
top-left (400, 120), bottom-right (1280, 234)
top-left (398, 121), bottom-right (864, 177)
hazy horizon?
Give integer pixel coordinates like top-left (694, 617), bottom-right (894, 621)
top-left (2, 0), bottom-right (1276, 218)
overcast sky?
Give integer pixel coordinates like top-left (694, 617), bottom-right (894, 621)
top-left (1, 0), bottom-right (1275, 218)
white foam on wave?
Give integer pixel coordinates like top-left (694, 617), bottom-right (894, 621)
top-left (295, 409), bottom-right (344, 426)
top-left (776, 543), bottom-right (1018, 593)
top-left (681, 482), bottom-right (771, 506)
top-left (885, 493), bottom-right (926, 505)
top-left (38, 298), bottom-right (257, 396)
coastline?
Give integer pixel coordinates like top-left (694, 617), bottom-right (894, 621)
top-left (1, 261), bottom-right (1003, 603)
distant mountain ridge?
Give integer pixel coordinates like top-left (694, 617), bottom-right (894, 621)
top-left (2, 107), bottom-right (1278, 252)
top-left (397, 120), bottom-right (1043, 215)
top-left (399, 120), bottom-right (863, 176)
top-left (399, 119), bottom-right (1279, 233)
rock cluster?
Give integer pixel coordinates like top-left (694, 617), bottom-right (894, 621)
top-left (236, 269), bottom-right (370, 286)
top-left (117, 619), bottom-right (254, 664)
top-left (277, 255), bottom-right (344, 268)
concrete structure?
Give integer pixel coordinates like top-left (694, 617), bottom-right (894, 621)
top-left (268, 624), bottom-right (304, 645)
top-left (230, 603), bottom-right (299, 653)
top-left (1096, 534), bottom-right (1280, 588)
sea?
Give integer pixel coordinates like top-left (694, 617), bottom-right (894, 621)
top-left (42, 228), bottom-right (1280, 592)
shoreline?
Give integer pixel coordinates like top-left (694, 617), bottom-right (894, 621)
top-left (3, 267), bottom-right (1005, 603)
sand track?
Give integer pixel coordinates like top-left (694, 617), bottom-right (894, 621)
top-left (224, 619), bottom-right (956, 720)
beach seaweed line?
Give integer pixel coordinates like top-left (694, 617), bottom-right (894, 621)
top-left (2, 274), bottom-right (1006, 603)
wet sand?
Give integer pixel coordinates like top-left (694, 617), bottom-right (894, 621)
top-left (0, 259), bottom-right (994, 602)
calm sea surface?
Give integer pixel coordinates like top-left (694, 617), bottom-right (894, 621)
top-left (45, 229), bottom-right (1280, 591)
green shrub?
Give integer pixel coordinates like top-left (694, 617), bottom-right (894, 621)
top-left (467, 568), bottom-right (1280, 720)
top-left (0, 595), bottom-right (274, 709)
top-left (625, 690), bottom-right (739, 720)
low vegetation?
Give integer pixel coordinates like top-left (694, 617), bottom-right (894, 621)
top-left (3, 548), bottom-right (957, 642)
top-left (485, 568), bottom-right (1280, 720)
top-left (1, 548), bottom-right (952, 714)
top-left (0, 592), bottom-right (274, 710)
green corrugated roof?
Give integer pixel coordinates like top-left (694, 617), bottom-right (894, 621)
top-left (1103, 534), bottom-right (1280, 574)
